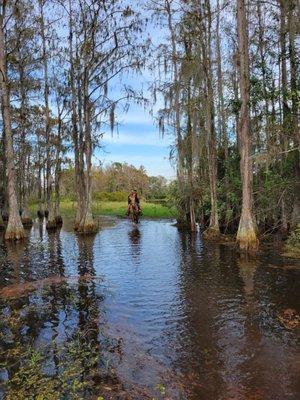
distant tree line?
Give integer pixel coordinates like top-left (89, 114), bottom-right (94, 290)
top-left (58, 162), bottom-right (169, 201)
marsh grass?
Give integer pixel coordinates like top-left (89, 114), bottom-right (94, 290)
top-left (30, 200), bottom-right (176, 219)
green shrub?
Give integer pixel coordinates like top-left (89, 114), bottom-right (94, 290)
top-left (287, 224), bottom-right (300, 248)
top-left (93, 191), bottom-right (128, 202)
top-left (284, 224), bottom-right (300, 258)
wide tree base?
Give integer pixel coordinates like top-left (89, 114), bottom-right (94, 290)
top-left (55, 215), bottom-right (63, 226)
top-left (22, 217), bottom-right (33, 227)
top-left (203, 226), bottom-right (221, 240)
top-left (77, 223), bottom-right (98, 235)
top-left (46, 219), bottom-right (57, 231)
top-left (37, 210), bottom-right (45, 219)
top-left (77, 216), bottom-right (99, 234)
top-left (5, 227), bottom-right (26, 240)
top-left (236, 229), bottom-right (259, 252)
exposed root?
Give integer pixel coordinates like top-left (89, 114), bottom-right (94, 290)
top-left (202, 226), bottom-right (221, 240)
top-left (236, 226), bottom-right (259, 253)
top-left (77, 222), bottom-right (98, 235)
top-left (5, 227), bottom-right (26, 241)
top-left (237, 237), bottom-right (259, 252)
top-left (76, 211), bottom-right (99, 235)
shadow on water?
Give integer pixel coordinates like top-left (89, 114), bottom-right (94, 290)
top-left (0, 219), bottom-right (299, 399)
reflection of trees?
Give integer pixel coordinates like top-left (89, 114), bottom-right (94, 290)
top-left (174, 231), bottom-right (299, 400)
top-left (237, 255), bottom-right (300, 399)
top-left (173, 230), bottom-right (251, 399)
top-left (75, 234), bottom-right (103, 397)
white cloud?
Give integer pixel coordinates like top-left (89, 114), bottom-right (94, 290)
top-left (95, 153), bottom-right (176, 179)
top-left (103, 131), bottom-right (172, 147)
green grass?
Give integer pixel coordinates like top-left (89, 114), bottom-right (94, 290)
top-left (30, 200), bottom-right (176, 219)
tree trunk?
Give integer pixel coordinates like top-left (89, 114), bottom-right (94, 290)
top-left (257, 1), bottom-right (270, 147)
top-left (288, 0), bottom-right (300, 228)
top-left (0, 14), bottom-right (25, 240)
top-left (18, 48), bottom-right (32, 227)
top-left (54, 107), bottom-right (62, 225)
top-left (39, 0), bottom-right (56, 230)
top-left (77, 75), bottom-right (97, 234)
top-left (68, 0), bottom-right (87, 230)
top-left (279, 0), bottom-right (290, 232)
top-left (203, 0), bottom-right (220, 238)
top-left (236, 0), bottom-right (259, 251)
top-left (187, 77), bottom-right (196, 232)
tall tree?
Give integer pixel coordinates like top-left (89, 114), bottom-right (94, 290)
top-left (0, 7), bottom-right (25, 240)
top-left (203, 0), bottom-right (220, 237)
top-left (236, 0), bottom-right (259, 251)
top-left (38, 0), bottom-right (56, 229)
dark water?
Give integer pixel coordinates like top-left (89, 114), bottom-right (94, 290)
top-left (0, 219), bottom-right (299, 399)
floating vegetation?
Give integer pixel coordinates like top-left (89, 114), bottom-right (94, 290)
top-left (0, 278), bottom-right (122, 400)
top-left (277, 308), bottom-right (300, 330)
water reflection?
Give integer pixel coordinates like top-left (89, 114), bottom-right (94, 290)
top-left (0, 220), bottom-right (299, 399)
top-left (128, 226), bottom-right (142, 263)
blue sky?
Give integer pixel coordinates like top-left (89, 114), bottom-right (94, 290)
top-left (92, 1), bottom-right (177, 180)
top-left (97, 104), bottom-right (176, 179)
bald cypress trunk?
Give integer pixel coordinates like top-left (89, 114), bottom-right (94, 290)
top-left (39, 0), bottom-right (56, 230)
top-left (77, 69), bottom-right (97, 234)
top-left (18, 50), bottom-right (32, 227)
top-left (0, 14), bottom-right (25, 240)
top-left (288, 0), bottom-right (300, 228)
top-left (236, 0), bottom-right (259, 251)
top-left (203, 0), bottom-right (220, 237)
top-left (68, 0), bottom-right (85, 231)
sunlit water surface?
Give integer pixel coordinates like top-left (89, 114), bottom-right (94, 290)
top-left (0, 219), bottom-right (299, 399)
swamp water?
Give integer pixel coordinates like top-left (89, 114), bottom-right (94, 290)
top-left (0, 218), bottom-right (299, 399)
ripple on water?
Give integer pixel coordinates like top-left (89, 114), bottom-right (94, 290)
top-left (0, 219), bottom-right (299, 400)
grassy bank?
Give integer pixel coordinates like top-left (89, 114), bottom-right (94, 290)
top-left (30, 200), bottom-right (176, 219)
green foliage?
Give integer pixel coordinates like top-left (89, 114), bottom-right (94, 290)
top-left (30, 200), bottom-right (175, 219)
top-left (93, 191), bottom-right (128, 202)
top-left (284, 225), bottom-right (300, 258)
top-left (287, 225), bottom-right (300, 247)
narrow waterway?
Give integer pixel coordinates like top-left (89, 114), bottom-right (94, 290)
top-left (0, 219), bottom-right (299, 399)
